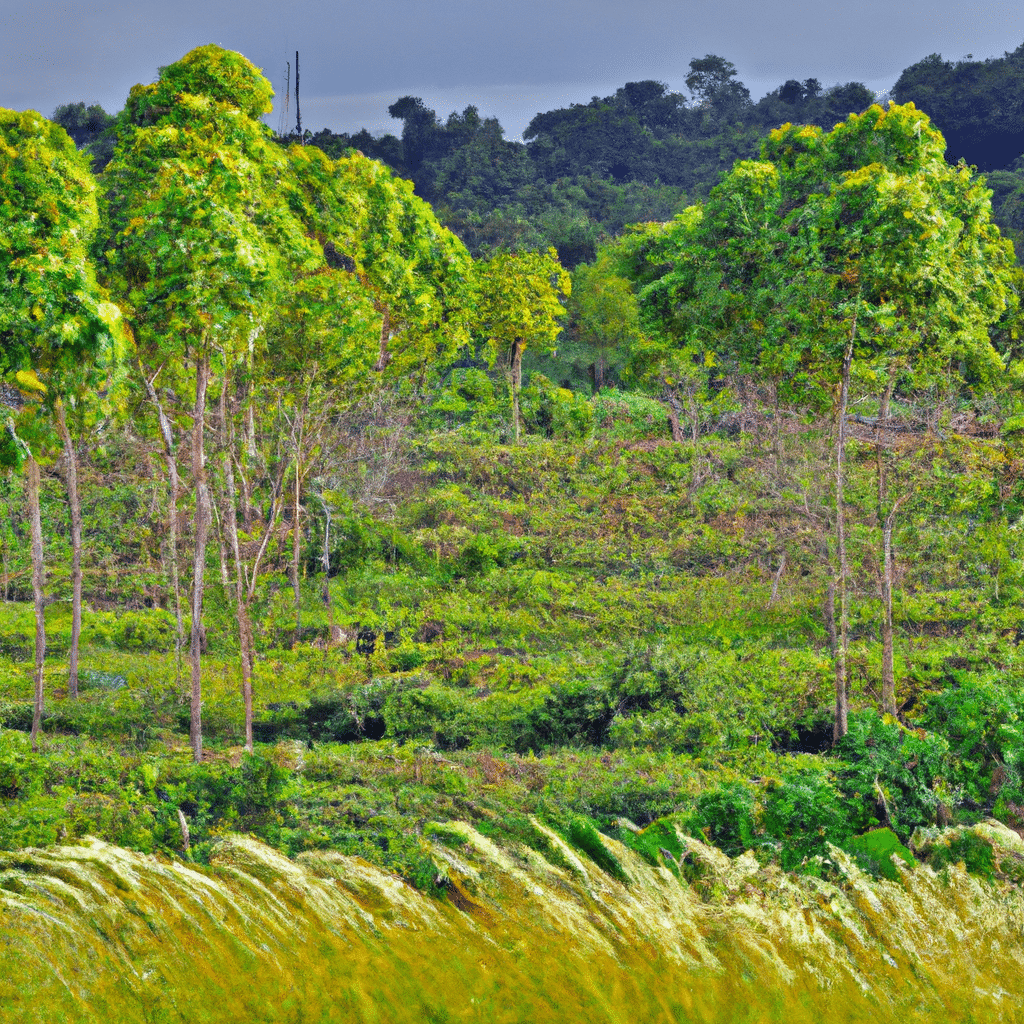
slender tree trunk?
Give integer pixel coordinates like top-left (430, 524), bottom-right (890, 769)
top-left (664, 386), bottom-right (683, 443)
top-left (138, 362), bottom-right (184, 662)
top-left (189, 355), bottom-right (212, 762)
top-left (54, 402), bottom-right (82, 699)
top-left (876, 381), bottom-right (897, 717)
top-left (833, 308), bottom-right (857, 744)
top-left (373, 309), bottom-right (391, 373)
top-left (214, 500), bottom-right (230, 592)
top-left (510, 338), bottom-right (523, 443)
top-left (218, 371), bottom-right (254, 752)
top-left (290, 396), bottom-right (307, 637)
top-left (27, 455), bottom-right (45, 750)
top-left (292, 464), bottom-right (302, 635)
top-left (319, 491), bottom-right (335, 632)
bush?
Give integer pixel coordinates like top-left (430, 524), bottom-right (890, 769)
top-left (917, 827), bottom-right (997, 882)
top-left (835, 711), bottom-right (951, 839)
top-left (686, 782), bottom-right (758, 857)
top-left (762, 766), bottom-right (853, 870)
top-left (841, 828), bottom-right (915, 882)
top-left (920, 680), bottom-right (1024, 808)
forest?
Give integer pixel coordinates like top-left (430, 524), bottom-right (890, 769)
top-left (4, 44), bottom-right (1024, 1009)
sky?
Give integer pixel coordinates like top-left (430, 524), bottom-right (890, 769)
top-left (2, 0), bottom-right (1023, 141)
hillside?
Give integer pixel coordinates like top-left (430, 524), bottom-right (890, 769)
top-left (5, 43), bottom-right (1024, 1021)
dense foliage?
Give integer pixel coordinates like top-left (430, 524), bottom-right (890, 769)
top-left (3, 44), bottom-right (1024, 903)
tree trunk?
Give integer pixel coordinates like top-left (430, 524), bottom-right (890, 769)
top-left (664, 387), bottom-right (683, 443)
top-left (833, 310), bottom-right (856, 744)
top-left (54, 402), bottom-right (82, 699)
top-left (876, 381), bottom-right (897, 717)
top-left (138, 362), bottom-right (184, 660)
top-left (27, 455), bottom-right (45, 750)
top-left (510, 337), bottom-right (523, 443)
top-left (292, 462), bottom-right (302, 636)
top-left (189, 355), bottom-right (212, 762)
top-left (319, 491), bottom-right (335, 632)
top-left (218, 371), bottom-right (254, 752)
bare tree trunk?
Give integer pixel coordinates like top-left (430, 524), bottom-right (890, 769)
top-left (54, 402), bottom-right (82, 699)
top-left (189, 355), bottom-right (212, 762)
top-left (290, 396), bottom-right (307, 637)
top-left (833, 311), bottom-right (856, 744)
top-left (768, 553), bottom-right (786, 607)
top-left (292, 465), bottom-right (302, 635)
top-left (214, 500), bottom-right (230, 592)
top-left (373, 309), bottom-right (392, 373)
top-left (663, 387), bottom-right (683, 443)
top-left (876, 381), bottom-right (897, 717)
top-left (318, 490), bottom-right (335, 633)
top-left (218, 371), bottom-right (254, 752)
top-left (138, 361), bottom-right (184, 662)
top-left (510, 338), bottom-right (523, 443)
top-left (27, 455), bottom-right (45, 750)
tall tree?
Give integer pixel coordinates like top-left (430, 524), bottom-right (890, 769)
top-left (1, 107), bottom-right (121, 739)
top-left (100, 46), bottom-right (322, 761)
top-left (626, 103), bottom-right (1018, 737)
top-left (278, 144), bottom-right (472, 633)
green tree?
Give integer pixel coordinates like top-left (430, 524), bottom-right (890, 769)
top-left (100, 46), bottom-right (323, 761)
top-left (628, 103), bottom-right (1018, 736)
top-left (566, 256), bottom-right (642, 391)
top-left (476, 249), bottom-right (571, 441)
top-left (0, 107), bottom-right (121, 742)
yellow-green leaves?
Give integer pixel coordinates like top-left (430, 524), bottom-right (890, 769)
top-left (632, 102), bottom-right (1017, 403)
top-left (476, 248), bottom-right (571, 366)
top-left (0, 106), bottom-right (119, 454)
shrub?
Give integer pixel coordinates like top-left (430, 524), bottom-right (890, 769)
top-left (835, 711), bottom-right (951, 839)
top-left (686, 782), bottom-right (758, 857)
top-left (841, 828), bottom-right (915, 882)
top-left (762, 766), bottom-right (853, 870)
top-left (918, 828), bottom-right (997, 882)
top-left (920, 680), bottom-right (1024, 808)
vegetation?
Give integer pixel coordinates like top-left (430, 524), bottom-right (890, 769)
top-left (3, 43), bottom-right (1024, 915)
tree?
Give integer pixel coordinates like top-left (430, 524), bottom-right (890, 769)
top-left (100, 46), bottom-right (323, 761)
top-left (476, 249), bottom-right (571, 441)
top-left (627, 103), bottom-right (1018, 737)
top-left (1, 107), bottom-right (121, 742)
top-left (50, 102), bottom-right (117, 171)
top-left (566, 255), bottom-right (642, 391)
top-left (892, 44), bottom-right (1024, 170)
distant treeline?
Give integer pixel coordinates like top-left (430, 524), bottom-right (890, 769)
top-left (52, 45), bottom-right (1024, 265)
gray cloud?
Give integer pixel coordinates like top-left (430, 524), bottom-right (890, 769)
top-left (2, 0), bottom-right (1021, 139)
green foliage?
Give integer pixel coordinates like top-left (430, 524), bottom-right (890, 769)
top-left (915, 826), bottom-right (998, 881)
top-left (835, 712), bottom-right (952, 838)
top-left (561, 813), bottom-right (629, 883)
top-left (686, 782), bottom-right (758, 857)
top-left (841, 827), bottom-right (915, 882)
top-left (920, 680), bottom-right (1024, 809)
top-left (614, 818), bottom-right (685, 873)
top-left (762, 767), bottom-right (853, 870)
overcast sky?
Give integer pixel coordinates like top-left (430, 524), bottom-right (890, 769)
top-left (2, 0), bottom-right (1023, 140)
